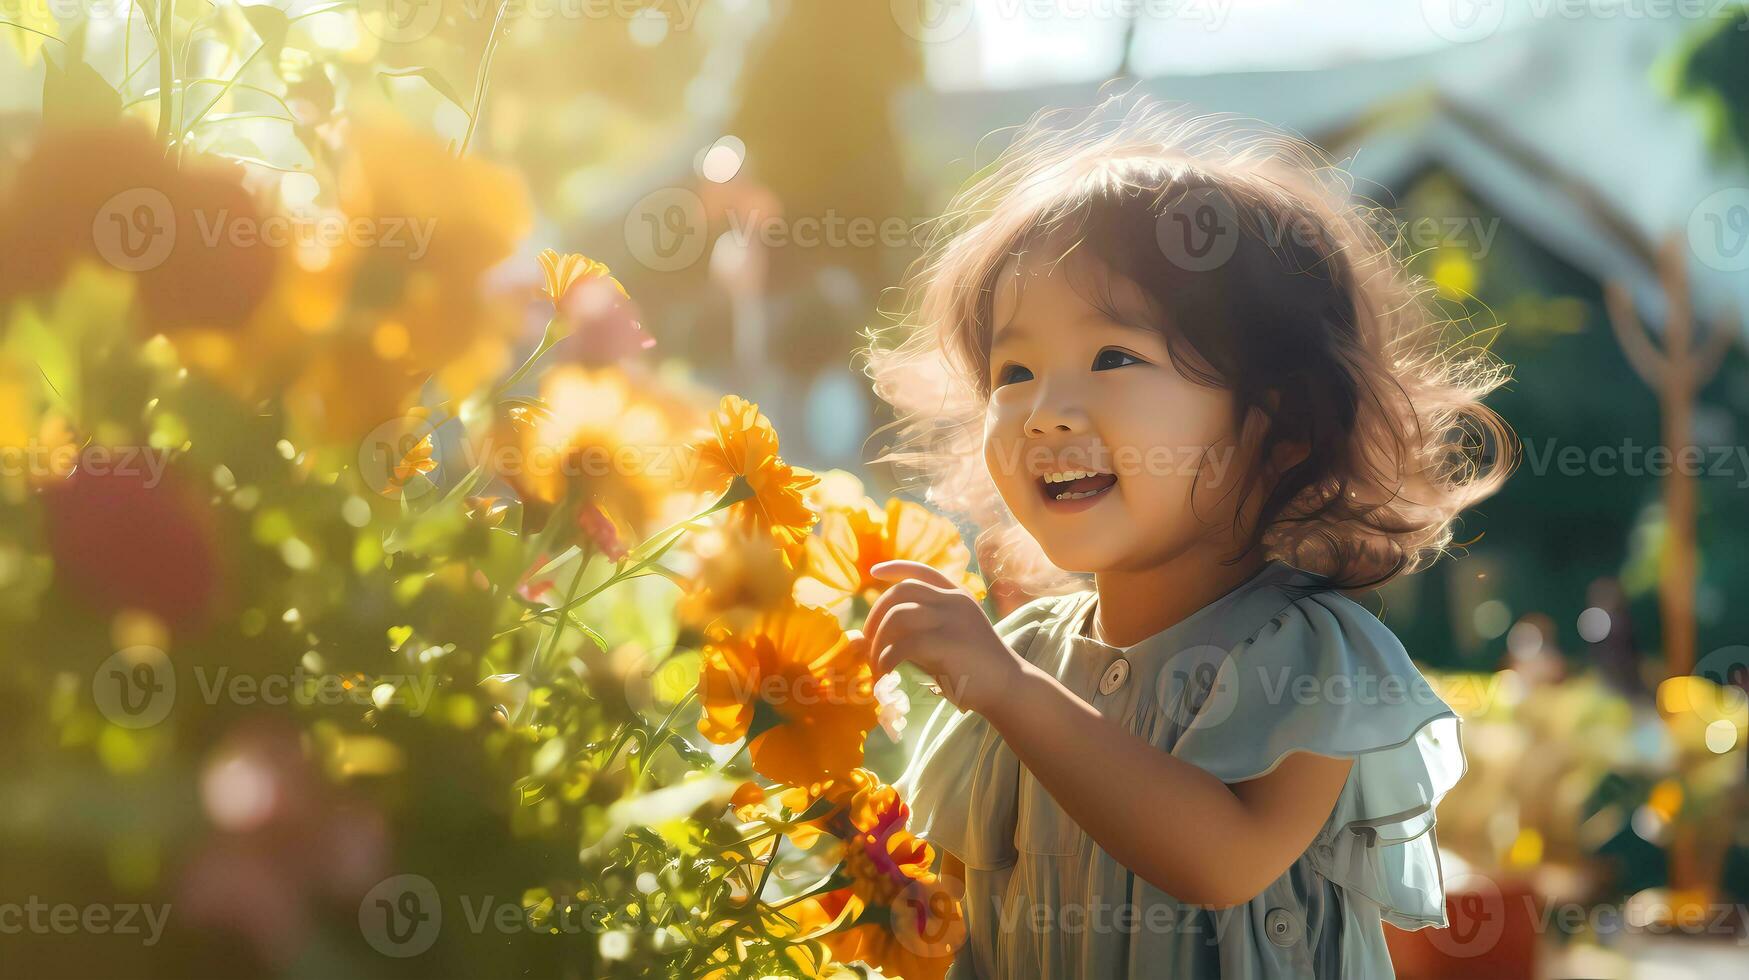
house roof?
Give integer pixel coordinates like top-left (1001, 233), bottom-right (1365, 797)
top-left (895, 11), bottom-right (1749, 335)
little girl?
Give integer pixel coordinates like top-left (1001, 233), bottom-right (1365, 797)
top-left (855, 99), bottom-right (1513, 978)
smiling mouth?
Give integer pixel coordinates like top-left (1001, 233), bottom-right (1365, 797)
top-left (1037, 470), bottom-right (1119, 503)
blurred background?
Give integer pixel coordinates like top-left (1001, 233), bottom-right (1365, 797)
top-left (3, 1), bottom-right (1749, 978)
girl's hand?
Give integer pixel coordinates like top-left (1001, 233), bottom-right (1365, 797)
top-left (855, 560), bottom-right (1025, 716)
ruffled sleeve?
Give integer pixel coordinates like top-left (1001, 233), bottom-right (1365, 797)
top-left (1170, 589), bottom-right (1466, 930)
top-left (896, 593), bottom-right (1068, 870)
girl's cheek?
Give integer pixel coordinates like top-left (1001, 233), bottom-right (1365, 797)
top-left (982, 412), bottom-right (1020, 484)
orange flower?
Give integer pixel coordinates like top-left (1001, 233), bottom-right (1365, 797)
top-left (538, 248), bottom-right (627, 307)
top-left (697, 601), bottom-right (875, 786)
top-left (386, 433), bottom-right (436, 494)
top-left (796, 498), bottom-right (986, 612)
top-left (677, 523), bottom-right (798, 634)
top-left (494, 365), bottom-right (700, 535)
top-left (790, 774), bottom-right (965, 980)
top-left (689, 395), bottom-right (819, 562)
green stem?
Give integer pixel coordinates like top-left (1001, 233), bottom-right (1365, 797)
top-left (689, 836), bottom-right (784, 973)
top-left (152, 0), bottom-right (173, 146)
top-left (510, 553), bottom-right (588, 726)
top-left (630, 690), bottom-right (698, 790)
top-left (459, 0), bottom-right (512, 156)
top-left (177, 42), bottom-right (266, 151)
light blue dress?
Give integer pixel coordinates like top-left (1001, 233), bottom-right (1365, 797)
top-left (896, 560), bottom-right (1464, 978)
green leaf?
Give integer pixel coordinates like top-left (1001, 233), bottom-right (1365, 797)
top-left (531, 545), bottom-right (582, 580)
top-left (239, 3), bottom-right (288, 65)
top-left (42, 51), bottom-right (120, 124)
top-left (439, 462), bottom-right (492, 506)
top-left (378, 67), bottom-right (469, 112)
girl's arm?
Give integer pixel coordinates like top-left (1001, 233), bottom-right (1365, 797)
top-left (989, 657), bottom-right (1351, 907)
top-left (865, 561), bottom-right (1352, 908)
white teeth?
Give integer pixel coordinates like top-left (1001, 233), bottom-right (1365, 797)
top-left (1040, 469), bottom-right (1108, 485)
top-left (1052, 488), bottom-right (1107, 501)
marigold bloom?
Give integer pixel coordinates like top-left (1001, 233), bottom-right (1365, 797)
top-left (796, 498), bottom-right (986, 612)
top-left (791, 773), bottom-right (965, 980)
top-left (677, 523), bottom-right (798, 634)
top-left (689, 395), bottom-right (819, 562)
top-left (697, 601), bottom-right (874, 786)
top-left (495, 365), bottom-right (698, 535)
top-left (538, 248), bottom-right (627, 307)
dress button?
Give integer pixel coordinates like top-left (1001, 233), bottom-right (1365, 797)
top-left (1265, 907), bottom-right (1303, 947)
top-left (1099, 658), bottom-right (1130, 695)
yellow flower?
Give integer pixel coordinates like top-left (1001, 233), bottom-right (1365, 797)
top-left (690, 395), bottom-right (819, 563)
top-left (494, 365), bottom-right (699, 535)
top-left (796, 498), bottom-right (986, 612)
top-left (537, 248), bottom-right (627, 308)
top-left (697, 601), bottom-right (875, 787)
top-left (678, 523), bottom-right (799, 634)
top-left (386, 433), bottom-right (436, 494)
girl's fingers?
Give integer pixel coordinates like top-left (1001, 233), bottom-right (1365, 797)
top-left (867, 598), bottom-right (923, 672)
top-left (862, 579), bottom-right (940, 655)
top-left (870, 560), bottom-right (959, 591)
top-left (867, 601), bottom-right (928, 676)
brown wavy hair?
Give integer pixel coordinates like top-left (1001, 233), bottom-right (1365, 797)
top-left (861, 96), bottom-right (1516, 595)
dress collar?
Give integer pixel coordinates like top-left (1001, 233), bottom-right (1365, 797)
top-left (1063, 559), bottom-right (1309, 670)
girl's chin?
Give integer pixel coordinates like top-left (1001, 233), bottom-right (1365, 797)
top-left (1035, 540), bottom-right (1124, 575)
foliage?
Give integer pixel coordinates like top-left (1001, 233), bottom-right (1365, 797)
top-left (0, 7), bottom-right (974, 977)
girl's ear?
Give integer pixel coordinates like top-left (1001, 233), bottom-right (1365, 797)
top-left (1246, 392), bottom-right (1310, 477)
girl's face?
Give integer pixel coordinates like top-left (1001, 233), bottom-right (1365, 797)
top-left (982, 253), bottom-right (1256, 574)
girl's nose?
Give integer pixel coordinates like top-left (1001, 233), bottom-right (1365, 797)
top-left (1025, 387), bottom-right (1089, 436)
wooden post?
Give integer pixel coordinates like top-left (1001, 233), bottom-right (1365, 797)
top-left (1602, 233), bottom-right (1735, 677)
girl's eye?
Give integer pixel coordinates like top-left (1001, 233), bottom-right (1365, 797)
top-left (1092, 348), bottom-right (1144, 371)
top-left (995, 363), bottom-right (1034, 387)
